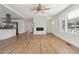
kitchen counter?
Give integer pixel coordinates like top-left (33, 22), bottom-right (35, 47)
top-left (0, 29), bottom-right (16, 40)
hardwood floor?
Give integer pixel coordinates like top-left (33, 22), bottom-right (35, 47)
top-left (0, 33), bottom-right (79, 54)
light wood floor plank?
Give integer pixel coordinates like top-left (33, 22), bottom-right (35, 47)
top-left (0, 33), bottom-right (79, 54)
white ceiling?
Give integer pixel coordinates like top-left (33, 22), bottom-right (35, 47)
top-left (0, 4), bottom-right (70, 19)
top-left (0, 5), bottom-right (22, 19)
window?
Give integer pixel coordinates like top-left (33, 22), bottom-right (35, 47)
top-left (61, 8), bottom-right (79, 35)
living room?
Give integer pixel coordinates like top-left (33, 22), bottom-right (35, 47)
top-left (0, 4), bottom-right (79, 54)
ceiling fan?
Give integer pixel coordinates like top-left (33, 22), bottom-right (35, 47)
top-left (30, 4), bottom-right (50, 14)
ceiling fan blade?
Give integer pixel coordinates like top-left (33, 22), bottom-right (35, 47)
top-left (42, 8), bottom-right (50, 10)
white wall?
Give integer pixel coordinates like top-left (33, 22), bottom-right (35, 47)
top-left (46, 19), bottom-right (52, 33)
top-left (24, 19), bottom-right (33, 33)
top-left (68, 8), bottom-right (79, 19)
top-left (51, 4), bottom-right (79, 48)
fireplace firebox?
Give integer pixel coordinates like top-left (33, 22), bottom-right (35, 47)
top-left (36, 27), bottom-right (44, 31)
